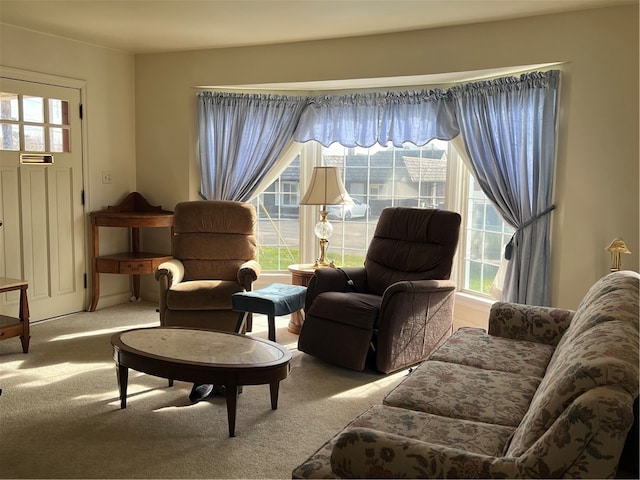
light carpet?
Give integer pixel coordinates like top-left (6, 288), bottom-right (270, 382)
top-left (0, 302), bottom-right (407, 479)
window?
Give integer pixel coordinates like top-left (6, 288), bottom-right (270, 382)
top-left (252, 140), bottom-right (513, 298)
top-left (0, 92), bottom-right (71, 153)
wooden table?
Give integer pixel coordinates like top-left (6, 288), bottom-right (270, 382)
top-left (111, 327), bottom-right (292, 437)
top-left (0, 277), bottom-right (30, 353)
top-left (287, 264), bottom-right (316, 334)
top-left (90, 192), bottom-right (173, 311)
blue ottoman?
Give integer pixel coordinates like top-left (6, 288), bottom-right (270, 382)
top-left (232, 283), bottom-right (307, 342)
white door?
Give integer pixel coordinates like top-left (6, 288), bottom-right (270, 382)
top-left (0, 77), bottom-right (86, 321)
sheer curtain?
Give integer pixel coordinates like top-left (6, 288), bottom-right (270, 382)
top-left (450, 71), bottom-right (560, 305)
top-left (197, 92), bottom-right (308, 201)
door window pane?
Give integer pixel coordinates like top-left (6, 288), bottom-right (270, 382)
top-left (24, 125), bottom-right (45, 151)
top-left (49, 98), bottom-right (69, 125)
top-left (23, 96), bottom-right (44, 123)
top-left (50, 127), bottom-right (70, 152)
top-left (0, 92), bottom-right (19, 121)
top-left (0, 123), bottom-right (20, 150)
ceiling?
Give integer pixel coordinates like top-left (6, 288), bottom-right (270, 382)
top-left (0, 0), bottom-right (634, 54)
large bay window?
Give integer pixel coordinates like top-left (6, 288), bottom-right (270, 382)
top-left (252, 140), bottom-right (513, 299)
top-left (203, 70), bottom-right (559, 306)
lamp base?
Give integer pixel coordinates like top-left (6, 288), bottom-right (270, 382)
top-left (313, 237), bottom-right (336, 269)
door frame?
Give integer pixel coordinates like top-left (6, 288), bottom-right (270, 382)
top-left (0, 65), bottom-right (90, 311)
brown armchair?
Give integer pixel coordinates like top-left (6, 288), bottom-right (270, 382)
top-left (297, 207), bottom-right (461, 373)
top-left (155, 200), bottom-right (261, 332)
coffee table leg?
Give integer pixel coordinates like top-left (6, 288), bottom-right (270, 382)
top-left (269, 381), bottom-right (280, 410)
top-left (225, 383), bottom-right (239, 437)
top-left (116, 363), bottom-right (129, 409)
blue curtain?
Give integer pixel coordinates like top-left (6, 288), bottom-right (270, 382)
top-left (197, 71), bottom-right (560, 305)
top-left (294, 90), bottom-right (459, 147)
top-left (197, 92), bottom-right (308, 201)
top-left (450, 71), bottom-right (559, 305)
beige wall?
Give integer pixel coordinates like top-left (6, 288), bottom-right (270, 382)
top-left (135, 4), bottom-right (639, 310)
top-left (1, 24), bottom-right (137, 306)
top-left (2, 4), bottom-right (638, 314)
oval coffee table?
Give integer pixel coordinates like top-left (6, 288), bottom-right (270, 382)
top-left (111, 327), bottom-right (292, 437)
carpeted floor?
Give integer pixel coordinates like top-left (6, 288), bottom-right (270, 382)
top-left (0, 302), bottom-right (407, 479)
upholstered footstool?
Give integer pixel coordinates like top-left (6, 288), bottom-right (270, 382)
top-left (232, 283), bottom-right (307, 342)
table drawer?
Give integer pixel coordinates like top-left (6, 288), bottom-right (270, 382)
top-left (119, 261), bottom-right (153, 274)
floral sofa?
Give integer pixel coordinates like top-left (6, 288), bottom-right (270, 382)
top-left (292, 270), bottom-right (639, 478)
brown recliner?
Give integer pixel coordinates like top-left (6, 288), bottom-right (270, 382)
top-left (155, 200), bottom-right (261, 332)
top-left (298, 207), bottom-right (461, 373)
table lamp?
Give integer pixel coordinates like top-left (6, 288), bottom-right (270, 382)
top-left (299, 166), bottom-right (352, 268)
top-left (605, 238), bottom-right (631, 272)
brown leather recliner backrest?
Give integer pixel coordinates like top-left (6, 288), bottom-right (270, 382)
top-left (171, 200), bottom-right (257, 281)
top-left (365, 207), bottom-right (461, 296)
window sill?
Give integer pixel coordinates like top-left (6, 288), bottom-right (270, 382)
top-left (453, 291), bottom-right (495, 330)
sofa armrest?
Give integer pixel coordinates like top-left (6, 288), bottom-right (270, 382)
top-left (330, 427), bottom-right (517, 479)
top-left (488, 301), bottom-right (574, 346)
top-left (238, 260), bottom-right (261, 288)
top-left (305, 267), bottom-right (367, 311)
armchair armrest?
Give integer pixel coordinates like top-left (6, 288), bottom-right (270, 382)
top-left (155, 259), bottom-right (185, 326)
top-left (376, 279), bottom-right (456, 373)
top-left (488, 301), bottom-right (574, 346)
top-left (155, 259), bottom-right (185, 287)
top-left (305, 267), bottom-right (367, 311)
top-left (330, 427), bottom-right (517, 479)
top-left (237, 260), bottom-right (261, 289)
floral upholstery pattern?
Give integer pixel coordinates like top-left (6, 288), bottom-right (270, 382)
top-left (488, 301), bottom-right (574, 346)
top-left (429, 327), bottom-right (554, 378)
top-left (292, 271), bottom-right (639, 479)
top-left (383, 360), bottom-right (541, 427)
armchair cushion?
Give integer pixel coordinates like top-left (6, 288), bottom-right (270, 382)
top-left (166, 280), bottom-right (245, 310)
top-left (306, 292), bottom-right (381, 330)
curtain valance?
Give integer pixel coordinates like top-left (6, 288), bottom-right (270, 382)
top-left (293, 89), bottom-right (459, 147)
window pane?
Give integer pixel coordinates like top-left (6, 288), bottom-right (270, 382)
top-left (462, 173), bottom-right (514, 296)
top-left (49, 98), bottom-right (70, 125)
top-left (252, 157), bottom-right (300, 270)
top-left (23, 96), bottom-right (44, 123)
top-left (0, 123), bottom-right (20, 150)
top-left (24, 125), bottom-right (45, 151)
top-left (321, 140), bottom-right (448, 267)
top-left (0, 92), bottom-right (19, 121)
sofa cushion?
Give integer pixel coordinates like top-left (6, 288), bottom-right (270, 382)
top-left (291, 404), bottom-right (515, 479)
top-left (384, 360), bottom-right (541, 427)
top-left (429, 327), bottom-right (555, 378)
top-left (166, 280), bottom-right (244, 310)
top-left (345, 404), bottom-right (515, 456)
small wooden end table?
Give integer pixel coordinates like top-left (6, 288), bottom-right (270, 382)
top-left (287, 264), bottom-right (316, 334)
top-left (0, 277), bottom-right (30, 353)
top-left (111, 327), bottom-right (292, 437)
top-left (90, 192), bottom-right (173, 311)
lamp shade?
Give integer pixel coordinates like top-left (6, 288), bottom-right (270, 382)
top-left (299, 166), bottom-right (352, 206)
top-left (606, 238), bottom-right (631, 254)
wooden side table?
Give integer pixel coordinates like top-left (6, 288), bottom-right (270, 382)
top-left (287, 264), bottom-right (316, 334)
top-left (0, 277), bottom-right (30, 353)
top-left (89, 192), bottom-right (173, 311)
